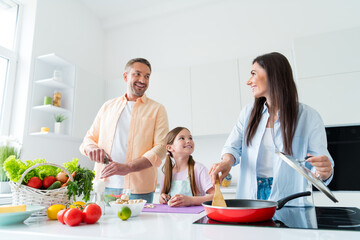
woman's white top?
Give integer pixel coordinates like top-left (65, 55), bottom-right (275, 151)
top-left (256, 128), bottom-right (275, 178)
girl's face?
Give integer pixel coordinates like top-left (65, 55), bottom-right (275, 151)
top-left (247, 62), bottom-right (269, 99)
top-left (167, 129), bottom-right (194, 157)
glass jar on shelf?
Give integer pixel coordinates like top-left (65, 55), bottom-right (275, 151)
top-left (52, 90), bottom-right (62, 107)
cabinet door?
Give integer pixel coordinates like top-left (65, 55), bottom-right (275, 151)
top-left (147, 67), bottom-right (192, 130)
top-left (190, 59), bottom-right (241, 136)
top-left (293, 28), bottom-right (360, 125)
top-left (298, 72), bottom-right (360, 125)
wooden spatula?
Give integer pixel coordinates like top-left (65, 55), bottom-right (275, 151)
top-left (212, 176), bottom-right (227, 207)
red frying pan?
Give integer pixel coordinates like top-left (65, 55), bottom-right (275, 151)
top-left (202, 191), bottom-right (311, 223)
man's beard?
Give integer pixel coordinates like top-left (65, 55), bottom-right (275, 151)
top-left (130, 83), bottom-right (147, 96)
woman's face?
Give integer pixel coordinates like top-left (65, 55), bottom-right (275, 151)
top-left (247, 62), bottom-right (269, 99)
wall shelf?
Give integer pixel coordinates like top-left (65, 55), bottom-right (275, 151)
top-left (32, 105), bottom-right (70, 114)
top-left (29, 53), bottom-right (76, 136)
top-left (29, 132), bottom-right (82, 142)
top-left (35, 78), bottom-right (73, 89)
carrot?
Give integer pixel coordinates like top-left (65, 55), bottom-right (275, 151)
top-left (61, 171), bottom-right (76, 188)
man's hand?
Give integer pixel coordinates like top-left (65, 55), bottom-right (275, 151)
top-left (100, 162), bottom-right (131, 178)
top-left (87, 148), bottom-right (111, 164)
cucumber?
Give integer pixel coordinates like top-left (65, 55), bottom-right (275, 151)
top-left (47, 180), bottom-right (61, 190)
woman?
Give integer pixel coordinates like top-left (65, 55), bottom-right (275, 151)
top-left (209, 52), bottom-right (333, 205)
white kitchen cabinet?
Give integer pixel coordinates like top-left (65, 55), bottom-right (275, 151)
top-left (293, 28), bottom-right (360, 79)
top-left (293, 28), bottom-right (360, 126)
top-left (190, 59), bottom-right (241, 136)
top-left (147, 67), bottom-right (192, 130)
top-left (28, 54), bottom-right (76, 138)
top-left (297, 72), bottom-right (360, 126)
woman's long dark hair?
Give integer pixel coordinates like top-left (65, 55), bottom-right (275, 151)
top-left (245, 52), bottom-right (299, 155)
top-left (161, 127), bottom-right (198, 196)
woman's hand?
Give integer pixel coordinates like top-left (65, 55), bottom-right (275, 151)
top-left (159, 193), bottom-right (171, 204)
top-left (168, 194), bottom-right (192, 207)
top-left (306, 154), bottom-right (333, 180)
top-left (209, 153), bottom-right (235, 185)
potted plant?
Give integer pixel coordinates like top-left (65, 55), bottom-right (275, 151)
top-left (0, 136), bottom-right (21, 193)
top-left (54, 114), bottom-right (67, 134)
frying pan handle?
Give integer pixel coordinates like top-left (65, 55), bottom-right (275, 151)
top-left (276, 191), bottom-right (311, 210)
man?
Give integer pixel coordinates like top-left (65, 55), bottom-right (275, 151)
top-left (80, 58), bottom-right (169, 203)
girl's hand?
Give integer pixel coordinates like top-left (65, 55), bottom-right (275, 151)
top-left (168, 194), bottom-right (192, 207)
top-left (159, 193), bottom-right (171, 204)
top-left (306, 154), bottom-right (333, 181)
top-left (209, 153), bottom-right (235, 185)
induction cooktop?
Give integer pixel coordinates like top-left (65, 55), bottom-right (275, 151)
top-left (193, 206), bottom-right (360, 231)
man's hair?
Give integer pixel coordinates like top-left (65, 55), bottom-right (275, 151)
top-left (125, 58), bottom-right (152, 72)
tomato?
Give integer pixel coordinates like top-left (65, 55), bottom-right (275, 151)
top-left (43, 176), bottom-right (56, 189)
top-left (47, 204), bottom-right (66, 220)
top-left (82, 204), bottom-right (102, 224)
top-left (57, 208), bottom-right (69, 224)
top-left (27, 176), bottom-right (42, 189)
top-left (64, 208), bottom-right (83, 226)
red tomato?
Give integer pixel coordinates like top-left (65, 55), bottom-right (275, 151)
top-left (64, 208), bottom-right (83, 226)
top-left (57, 208), bottom-right (69, 224)
top-left (82, 204), bottom-right (102, 224)
top-left (43, 176), bottom-right (56, 189)
top-left (27, 176), bottom-right (42, 189)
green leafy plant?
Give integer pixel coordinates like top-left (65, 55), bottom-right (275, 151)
top-left (54, 114), bottom-right (67, 123)
top-left (64, 158), bottom-right (95, 202)
top-left (0, 136), bottom-right (21, 182)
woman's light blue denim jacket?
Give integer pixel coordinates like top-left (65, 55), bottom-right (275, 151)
top-left (221, 102), bottom-right (334, 206)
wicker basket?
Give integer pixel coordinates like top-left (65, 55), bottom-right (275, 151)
top-left (10, 163), bottom-right (74, 213)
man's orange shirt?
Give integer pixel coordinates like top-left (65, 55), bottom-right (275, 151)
top-left (80, 94), bottom-right (169, 194)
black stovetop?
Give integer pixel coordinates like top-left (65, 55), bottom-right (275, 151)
top-left (194, 206), bottom-right (360, 231)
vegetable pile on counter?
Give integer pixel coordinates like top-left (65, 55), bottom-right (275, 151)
top-left (3, 157), bottom-right (95, 202)
top-left (46, 202), bottom-right (102, 226)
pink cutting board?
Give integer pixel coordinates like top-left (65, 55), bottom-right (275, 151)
top-left (142, 204), bottom-right (204, 214)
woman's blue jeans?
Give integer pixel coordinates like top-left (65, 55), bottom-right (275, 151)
top-left (257, 177), bottom-right (273, 200)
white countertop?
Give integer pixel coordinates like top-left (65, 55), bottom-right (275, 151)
top-left (1, 205), bottom-right (360, 240)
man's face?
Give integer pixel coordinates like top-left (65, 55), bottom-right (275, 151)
top-left (123, 62), bottom-right (151, 100)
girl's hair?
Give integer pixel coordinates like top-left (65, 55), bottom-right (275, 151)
top-left (161, 127), bottom-right (198, 196)
top-left (245, 52), bottom-right (299, 155)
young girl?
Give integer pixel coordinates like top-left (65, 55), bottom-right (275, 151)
top-left (159, 127), bottom-right (214, 207)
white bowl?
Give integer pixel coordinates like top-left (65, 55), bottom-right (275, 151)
top-left (109, 200), bottom-right (147, 217)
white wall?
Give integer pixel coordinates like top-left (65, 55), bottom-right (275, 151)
top-left (18, 0), bottom-right (105, 168)
top-left (103, 0), bottom-right (360, 183)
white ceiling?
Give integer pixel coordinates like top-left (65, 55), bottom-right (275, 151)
top-left (78, 0), bottom-right (218, 29)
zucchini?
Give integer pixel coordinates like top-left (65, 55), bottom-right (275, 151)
top-left (47, 180), bottom-right (61, 190)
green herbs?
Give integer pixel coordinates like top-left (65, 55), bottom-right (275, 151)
top-left (65, 159), bottom-right (95, 202)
